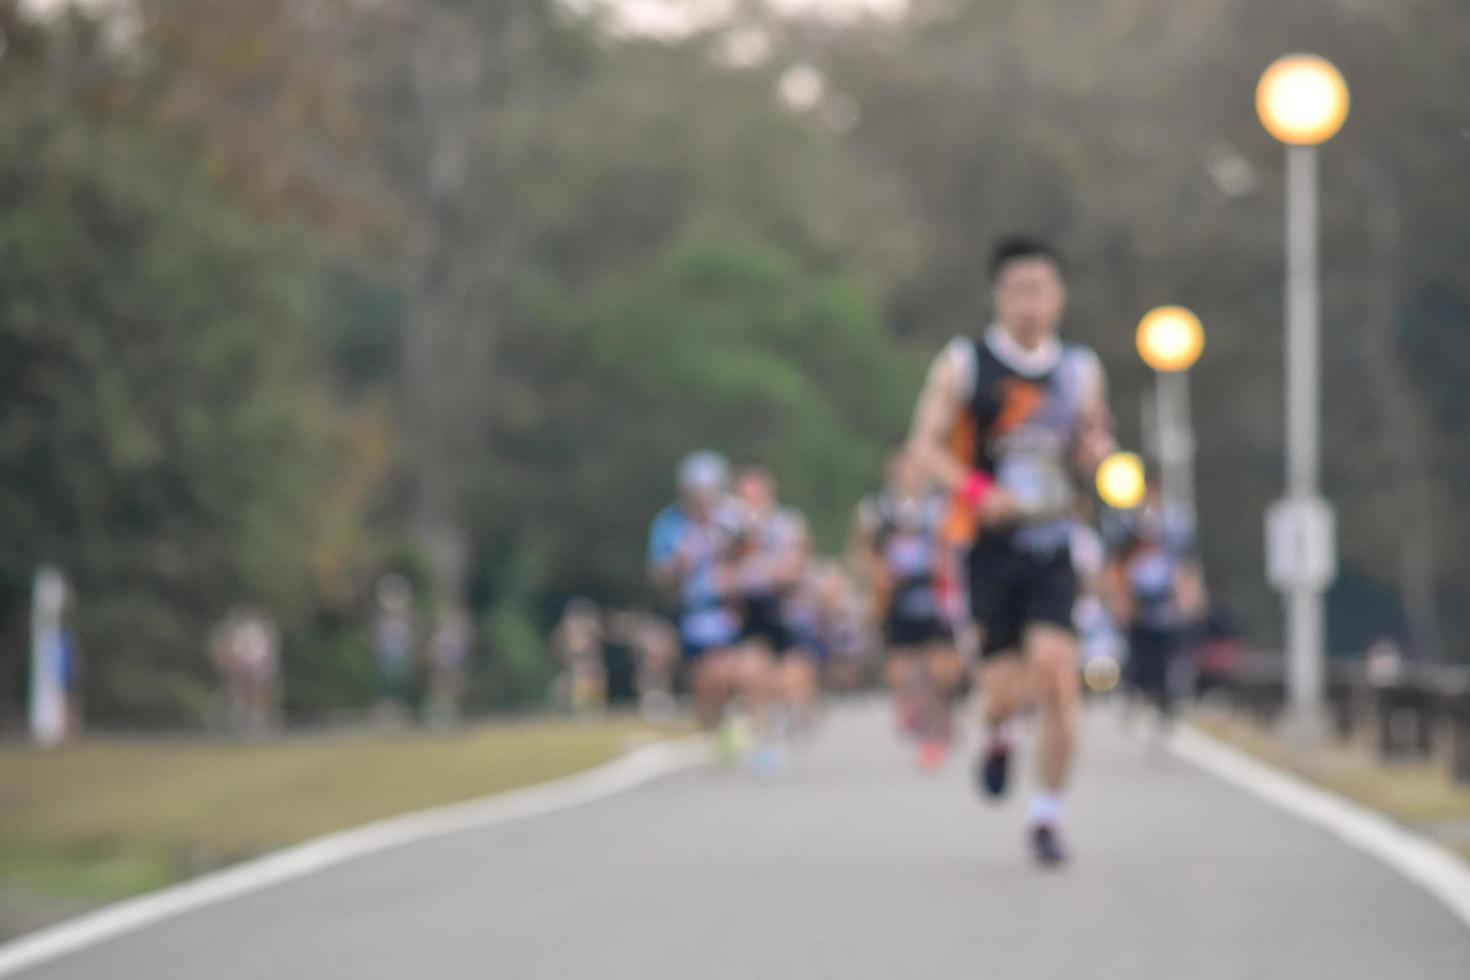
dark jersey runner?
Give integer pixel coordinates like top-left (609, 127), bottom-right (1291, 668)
top-left (945, 328), bottom-right (1101, 657)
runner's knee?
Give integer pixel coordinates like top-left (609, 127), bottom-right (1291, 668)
top-left (1027, 629), bottom-right (1079, 704)
top-left (981, 658), bottom-right (1025, 720)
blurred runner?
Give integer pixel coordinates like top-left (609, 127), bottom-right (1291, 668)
top-left (425, 606), bottom-right (472, 729)
top-left (732, 466), bottom-right (813, 776)
top-left (784, 559), bottom-right (857, 693)
top-left (784, 566), bottom-right (826, 685)
top-left (906, 236), bottom-right (1116, 866)
top-left (211, 607), bottom-right (282, 734)
top-left (598, 609), bottom-right (640, 708)
top-left (1072, 518), bottom-right (1125, 697)
top-left (373, 574), bottom-right (417, 726)
top-left (649, 451), bottom-right (749, 756)
top-left (857, 448), bottom-right (961, 771)
top-left (552, 598), bottom-right (606, 717)
top-left (817, 562), bottom-right (871, 691)
top-left (629, 611), bottom-right (680, 724)
top-left (1103, 483), bottom-right (1204, 735)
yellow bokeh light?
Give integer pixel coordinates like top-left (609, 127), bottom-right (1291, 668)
top-left (1257, 54), bottom-right (1350, 146)
top-left (1136, 306), bottom-right (1204, 373)
top-left (1096, 451), bottom-right (1147, 511)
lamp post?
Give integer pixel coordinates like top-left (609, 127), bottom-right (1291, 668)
top-left (1137, 305), bottom-right (1205, 533)
top-left (1257, 53), bottom-right (1350, 746)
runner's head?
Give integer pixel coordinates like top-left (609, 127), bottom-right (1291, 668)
top-left (735, 464), bottom-right (777, 515)
top-left (676, 450), bottom-right (729, 517)
top-left (990, 235), bottom-right (1067, 350)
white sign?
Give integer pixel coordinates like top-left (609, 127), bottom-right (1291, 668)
top-left (1266, 497), bottom-right (1336, 592)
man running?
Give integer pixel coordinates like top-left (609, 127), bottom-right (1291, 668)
top-left (1105, 480), bottom-right (1206, 732)
top-left (857, 448), bottom-right (962, 771)
top-left (906, 236), bottom-right (1115, 866)
top-left (648, 451), bottom-right (746, 741)
top-left (732, 465), bottom-right (812, 774)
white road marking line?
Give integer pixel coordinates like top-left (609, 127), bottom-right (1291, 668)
top-left (0, 737), bottom-right (708, 978)
top-left (1172, 724), bottom-right (1470, 930)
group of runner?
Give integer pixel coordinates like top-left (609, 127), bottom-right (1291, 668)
top-left (648, 456), bottom-right (864, 776)
top-left (650, 235), bottom-right (1208, 867)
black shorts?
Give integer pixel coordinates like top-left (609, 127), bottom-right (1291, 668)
top-left (740, 595), bottom-right (791, 654)
top-left (1126, 624), bottom-right (1181, 694)
top-left (967, 536), bottom-right (1077, 659)
top-left (884, 615), bottom-right (952, 651)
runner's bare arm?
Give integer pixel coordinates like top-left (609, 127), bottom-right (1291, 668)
top-left (852, 501), bottom-right (882, 582)
top-left (1074, 353), bottom-right (1117, 476)
top-left (1102, 560), bottom-right (1135, 625)
top-left (852, 501), bottom-right (890, 624)
top-left (649, 560), bottom-right (680, 598)
top-left (905, 347), bottom-right (969, 492)
top-left (779, 514), bottom-right (812, 587)
top-left (649, 531), bottom-right (696, 596)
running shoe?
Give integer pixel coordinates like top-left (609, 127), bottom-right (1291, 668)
top-left (917, 739), bottom-right (948, 772)
top-left (1031, 824), bottom-right (1067, 868)
top-left (751, 743), bottom-right (786, 780)
top-left (716, 714), bottom-right (754, 765)
top-left (977, 743), bottom-right (1010, 799)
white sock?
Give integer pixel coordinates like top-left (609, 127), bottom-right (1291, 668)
top-left (990, 718), bottom-right (1018, 749)
top-left (1028, 793), bottom-right (1064, 827)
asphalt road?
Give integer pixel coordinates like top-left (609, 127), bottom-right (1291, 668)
top-left (15, 703), bottom-right (1470, 979)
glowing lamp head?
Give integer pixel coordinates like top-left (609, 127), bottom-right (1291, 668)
top-left (1137, 306), bottom-right (1204, 373)
top-left (1256, 54), bottom-right (1350, 146)
top-left (1097, 452), bottom-right (1147, 511)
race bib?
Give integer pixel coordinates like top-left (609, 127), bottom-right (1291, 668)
top-left (884, 534), bottom-right (933, 578)
top-left (996, 452), bottom-right (1073, 523)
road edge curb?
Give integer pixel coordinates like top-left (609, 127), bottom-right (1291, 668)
top-left (0, 735), bottom-right (709, 977)
top-left (1172, 723), bottom-right (1470, 932)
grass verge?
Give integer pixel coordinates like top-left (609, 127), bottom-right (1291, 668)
top-left (0, 718), bottom-right (678, 938)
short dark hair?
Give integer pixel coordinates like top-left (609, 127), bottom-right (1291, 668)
top-left (989, 235), bottom-right (1066, 282)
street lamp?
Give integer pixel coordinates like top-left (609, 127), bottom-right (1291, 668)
top-left (1137, 305), bottom-right (1204, 530)
top-left (1257, 53), bottom-right (1348, 746)
top-left (1257, 55), bottom-right (1350, 147)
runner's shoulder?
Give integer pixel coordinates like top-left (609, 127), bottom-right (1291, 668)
top-left (1061, 342), bottom-right (1104, 381)
top-left (938, 335), bottom-right (977, 374)
top-left (648, 505), bottom-right (689, 562)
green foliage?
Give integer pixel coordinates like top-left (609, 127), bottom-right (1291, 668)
top-left (480, 600), bottom-right (553, 709)
top-left (580, 236), bottom-right (917, 543)
top-left (477, 234), bottom-right (916, 617)
top-left (0, 41), bottom-right (363, 720)
top-left (6, 0), bottom-right (1468, 728)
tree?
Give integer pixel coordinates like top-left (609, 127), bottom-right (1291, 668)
top-left (0, 13), bottom-right (368, 720)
